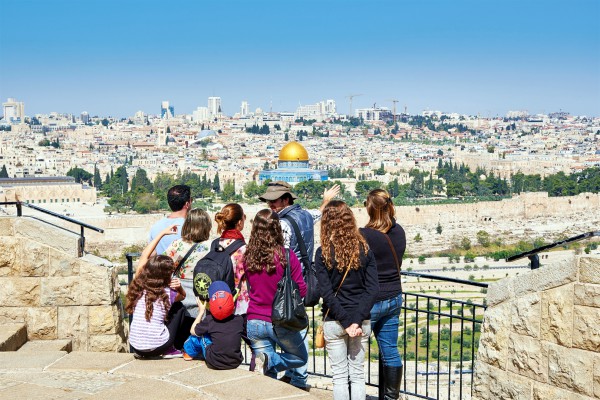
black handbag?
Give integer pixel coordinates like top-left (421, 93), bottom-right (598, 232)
top-left (272, 249), bottom-right (309, 332)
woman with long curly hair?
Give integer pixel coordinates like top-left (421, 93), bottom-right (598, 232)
top-left (360, 189), bottom-right (406, 400)
top-left (243, 209), bottom-right (308, 378)
top-left (127, 224), bottom-right (187, 359)
top-left (316, 200), bottom-right (379, 400)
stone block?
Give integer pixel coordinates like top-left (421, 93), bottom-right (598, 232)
top-left (88, 335), bottom-right (128, 352)
top-left (541, 284), bottom-right (574, 347)
top-left (89, 305), bottom-right (120, 335)
top-left (0, 277), bottom-right (41, 307)
top-left (40, 277), bottom-right (79, 306)
top-left (513, 255), bottom-right (578, 297)
top-left (48, 248), bottom-right (82, 277)
top-left (0, 306), bottom-right (27, 323)
top-left (47, 351), bottom-right (133, 371)
top-left (486, 277), bottom-right (514, 307)
top-left (58, 306), bottom-right (89, 351)
top-left (580, 256), bottom-right (600, 284)
top-left (472, 362), bottom-right (532, 400)
top-left (0, 351), bottom-right (67, 371)
top-left (574, 283), bottom-right (600, 308)
top-left (511, 292), bottom-right (541, 338)
top-left (507, 333), bottom-right (548, 383)
top-left (79, 263), bottom-right (115, 305)
top-left (477, 301), bottom-right (511, 370)
top-left (13, 218), bottom-right (80, 256)
top-left (548, 343), bottom-right (594, 396)
top-left (0, 217), bottom-right (14, 236)
top-left (533, 382), bottom-right (592, 400)
top-left (18, 339), bottom-right (72, 352)
top-left (573, 305), bottom-right (600, 352)
top-left (594, 356), bottom-right (600, 399)
top-left (26, 307), bottom-right (58, 340)
top-left (0, 236), bottom-right (18, 276)
top-left (0, 323), bottom-right (27, 351)
top-left (16, 240), bottom-right (49, 277)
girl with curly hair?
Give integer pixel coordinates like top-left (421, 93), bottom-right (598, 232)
top-left (127, 224), bottom-right (187, 359)
top-left (243, 209), bottom-right (308, 379)
top-left (360, 189), bottom-right (406, 400)
top-left (316, 200), bottom-right (379, 400)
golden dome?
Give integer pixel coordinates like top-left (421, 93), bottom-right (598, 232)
top-left (279, 141), bottom-right (309, 161)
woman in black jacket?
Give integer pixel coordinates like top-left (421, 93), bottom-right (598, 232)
top-left (360, 189), bottom-right (407, 400)
top-left (316, 200), bottom-right (379, 400)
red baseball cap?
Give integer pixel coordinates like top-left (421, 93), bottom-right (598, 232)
top-left (208, 281), bottom-right (234, 320)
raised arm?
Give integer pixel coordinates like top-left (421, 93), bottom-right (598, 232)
top-left (136, 224), bottom-right (178, 275)
top-left (319, 184), bottom-right (340, 213)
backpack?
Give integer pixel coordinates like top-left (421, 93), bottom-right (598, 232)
top-left (193, 238), bottom-right (245, 301)
top-left (281, 215), bottom-right (320, 307)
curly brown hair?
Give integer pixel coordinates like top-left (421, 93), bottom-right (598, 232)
top-left (244, 209), bottom-right (286, 274)
top-left (125, 255), bottom-right (174, 322)
top-left (321, 200), bottom-right (368, 272)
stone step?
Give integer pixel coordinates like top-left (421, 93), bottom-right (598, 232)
top-left (0, 323), bottom-right (27, 351)
top-left (18, 339), bottom-right (73, 353)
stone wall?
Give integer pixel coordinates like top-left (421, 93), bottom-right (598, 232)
top-left (0, 216), bottom-right (127, 352)
top-left (473, 254), bottom-right (600, 399)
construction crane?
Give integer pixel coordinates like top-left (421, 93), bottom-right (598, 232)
top-left (387, 99), bottom-right (399, 123)
top-left (345, 94), bottom-right (363, 117)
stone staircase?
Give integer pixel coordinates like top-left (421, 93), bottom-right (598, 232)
top-left (0, 322), bottom-right (72, 352)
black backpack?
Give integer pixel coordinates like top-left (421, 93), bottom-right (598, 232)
top-left (193, 238), bottom-right (245, 301)
top-left (281, 215), bottom-right (320, 307)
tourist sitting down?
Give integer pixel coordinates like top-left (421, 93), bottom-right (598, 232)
top-left (183, 281), bottom-right (244, 370)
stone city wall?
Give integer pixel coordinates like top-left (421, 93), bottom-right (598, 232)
top-left (473, 254), bottom-right (600, 399)
top-left (0, 216), bottom-right (127, 352)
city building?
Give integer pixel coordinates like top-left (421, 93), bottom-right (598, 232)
top-left (208, 97), bottom-right (221, 117)
top-left (2, 98), bottom-right (25, 123)
top-left (80, 112), bottom-right (90, 124)
top-left (295, 99), bottom-right (336, 120)
top-left (192, 107), bottom-right (209, 122)
top-left (241, 101), bottom-right (249, 117)
top-left (0, 176), bottom-right (97, 204)
top-left (356, 106), bottom-right (393, 122)
top-left (258, 141), bottom-right (328, 184)
top-left (161, 101), bottom-right (175, 119)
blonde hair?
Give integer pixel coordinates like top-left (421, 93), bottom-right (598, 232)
top-left (181, 208), bottom-right (211, 243)
top-left (364, 189), bottom-right (395, 233)
top-left (215, 203), bottom-right (245, 234)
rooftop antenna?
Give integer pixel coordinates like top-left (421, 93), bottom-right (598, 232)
top-left (345, 94), bottom-right (363, 117)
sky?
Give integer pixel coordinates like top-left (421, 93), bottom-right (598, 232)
top-left (1, 0), bottom-right (599, 118)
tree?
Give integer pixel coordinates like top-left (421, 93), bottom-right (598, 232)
top-left (66, 167), bottom-right (93, 184)
top-left (436, 222), bottom-right (443, 235)
top-left (0, 164), bottom-right (8, 178)
top-left (354, 181), bottom-right (381, 200)
top-left (93, 165), bottom-right (102, 188)
top-left (476, 230), bottom-right (491, 247)
top-left (221, 180), bottom-right (236, 201)
top-left (414, 233), bottom-right (422, 242)
top-left (131, 168), bottom-right (153, 193)
top-left (213, 173), bottom-right (221, 193)
top-left (284, 132), bottom-right (289, 141)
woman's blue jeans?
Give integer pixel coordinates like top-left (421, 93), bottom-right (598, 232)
top-left (246, 319), bottom-right (308, 379)
top-left (370, 292), bottom-right (403, 367)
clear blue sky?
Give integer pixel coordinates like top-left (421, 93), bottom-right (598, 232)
top-left (1, 0), bottom-right (599, 117)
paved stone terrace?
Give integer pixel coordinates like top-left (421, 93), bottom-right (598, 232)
top-left (0, 351), bottom-right (337, 400)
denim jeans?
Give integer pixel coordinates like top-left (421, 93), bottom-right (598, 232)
top-left (282, 327), bottom-right (309, 388)
top-left (323, 320), bottom-right (371, 400)
top-left (247, 319), bottom-right (308, 379)
top-left (183, 333), bottom-right (212, 359)
top-left (370, 292), bottom-right (403, 367)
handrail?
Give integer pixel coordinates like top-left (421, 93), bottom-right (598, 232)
top-left (506, 231), bottom-right (599, 269)
top-left (401, 271), bottom-right (489, 288)
top-left (0, 201), bottom-right (104, 256)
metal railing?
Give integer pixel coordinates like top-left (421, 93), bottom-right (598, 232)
top-left (1, 201), bottom-right (104, 256)
top-left (124, 253), bottom-right (487, 399)
top-left (506, 230), bottom-right (599, 269)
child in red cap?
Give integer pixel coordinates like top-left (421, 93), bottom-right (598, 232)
top-left (183, 281), bottom-right (244, 369)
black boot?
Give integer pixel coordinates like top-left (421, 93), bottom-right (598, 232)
top-left (383, 365), bottom-right (403, 400)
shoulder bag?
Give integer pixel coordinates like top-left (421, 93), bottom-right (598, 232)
top-left (315, 265), bottom-right (351, 348)
top-left (272, 249), bottom-right (309, 332)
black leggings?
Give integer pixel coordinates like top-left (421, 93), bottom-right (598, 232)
top-left (132, 302), bottom-right (186, 357)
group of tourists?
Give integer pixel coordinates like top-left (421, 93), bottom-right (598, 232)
top-left (126, 181), bottom-right (406, 400)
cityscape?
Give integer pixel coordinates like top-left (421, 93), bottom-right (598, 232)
top-left (1, 1), bottom-right (599, 399)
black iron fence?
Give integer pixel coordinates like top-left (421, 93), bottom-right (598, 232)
top-left (0, 201), bottom-right (104, 256)
top-left (125, 253), bottom-right (487, 399)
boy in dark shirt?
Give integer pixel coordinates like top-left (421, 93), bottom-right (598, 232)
top-left (182, 281), bottom-right (244, 370)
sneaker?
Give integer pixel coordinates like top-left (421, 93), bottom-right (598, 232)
top-left (279, 375), bottom-right (292, 384)
top-left (255, 353), bottom-right (269, 375)
top-left (182, 351), bottom-right (193, 361)
top-left (162, 347), bottom-right (183, 359)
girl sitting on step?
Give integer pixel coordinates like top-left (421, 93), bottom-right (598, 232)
top-left (126, 224), bottom-right (187, 359)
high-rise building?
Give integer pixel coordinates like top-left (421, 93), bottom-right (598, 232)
top-left (161, 101), bottom-right (175, 119)
top-left (192, 107), bottom-right (209, 122)
top-left (208, 97), bottom-right (221, 117)
top-left (240, 101), bottom-right (249, 117)
top-left (295, 99), bottom-right (337, 119)
top-left (80, 111), bottom-right (90, 124)
top-left (2, 98), bottom-right (25, 123)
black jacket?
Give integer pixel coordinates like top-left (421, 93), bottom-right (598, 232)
top-left (315, 246), bottom-right (379, 328)
top-left (195, 314), bottom-right (244, 370)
